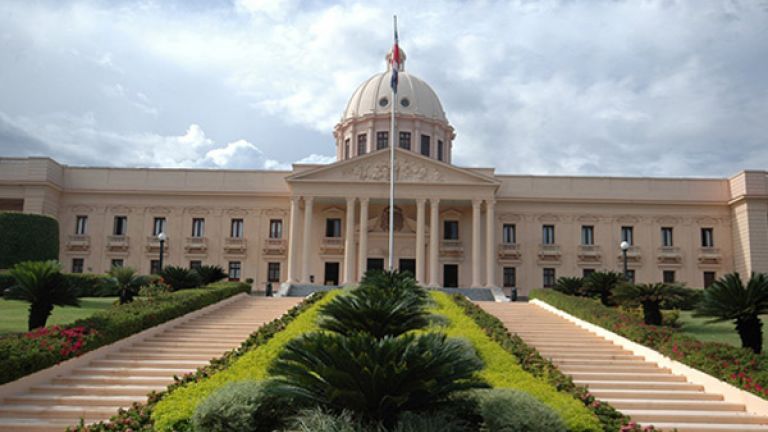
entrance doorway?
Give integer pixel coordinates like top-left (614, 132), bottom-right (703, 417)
top-left (367, 258), bottom-right (385, 272)
top-left (443, 264), bottom-right (459, 288)
top-left (324, 262), bottom-right (339, 286)
top-left (399, 259), bottom-right (416, 277)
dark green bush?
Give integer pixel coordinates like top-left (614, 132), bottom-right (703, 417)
top-left (475, 388), bottom-right (566, 432)
top-left (394, 410), bottom-right (471, 432)
top-left (553, 276), bottom-right (583, 296)
top-left (662, 286), bottom-right (703, 310)
top-left (160, 266), bottom-right (202, 291)
top-left (0, 272), bottom-right (15, 296)
top-left (0, 212), bottom-right (59, 269)
top-left (194, 265), bottom-right (228, 285)
top-left (0, 282), bottom-right (249, 385)
top-left (290, 408), bottom-right (378, 432)
top-left (5, 260), bottom-right (80, 330)
top-left (65, 273), bottom-right (118, 297)
top-left (583, 271), bottom-right (623, 306)
top-left (192, 381), bottom-right (286, 432)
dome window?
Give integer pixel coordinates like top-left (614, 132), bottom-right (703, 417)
top-left (378, 97), bottom-right (389, 107)
top-left (400, 97), bottom-right (410, 107)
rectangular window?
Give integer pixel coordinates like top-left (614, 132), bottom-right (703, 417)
top-left (701, 228), bottom-right (714, 247)
top-left (325, 218), bottom-right (342, 238)
top-left (621, 226), bottom-right (634, 245)
top-left (231, 218), bottom-right (244, 238)
top-left (543, 268), bottom-right (556, 288)
top-left (344, 138), bottom-right (350, 159)
top-left (502, 224), bottom-right (516, 244)
top-left (663, 270), bottom-right (676, 283)
top-left (190, 260), bottom-right (202, 269)
top-left (582, 268), bottom-right (595, 278)
top-left (542, 225), bottom-right (555, 245)
top-left (267, 262), bottom-right (281, 282)
top-left (437, 140), bottom-right (444, 161)
top-left (444, 220), bottom-right (459, 240)
top-left (269, 219), bottom-right (283, 239)
top-left (420, 135), bottom-right (430, 156)
top-left (357, 133), bottom-right (367, 155)
top-left (399, 132), bottom-right (411, 150)
top-left (150, 259), bottom-right (161, 274)
top-left (503, 267), bottom-right (516, 287)
top-left (153, 217), bottom-right (166, 236)
top-left (703, 271), bottom-right (716, 288)
top-left (228, 261), bottom-right (242, 280)
top-left (376, 131), bottom-right (389, 150)
top-left (113, 216), bottom-right (127, 236)
top-left (192, 218), bottom-right (205, 237)
top-left (111, 259), bottom-right (124, 269)
top-left (627, 269), bottom-right (636, 284)
top-left (661, 227), bottom-right (674, 247)
top-left (581, 225), bottom-right (594, 245)
top-left (71, 258), bottom-right (84, 274)
top-left (75, 216), bottom-right (88, 235)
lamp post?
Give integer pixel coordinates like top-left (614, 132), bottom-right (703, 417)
top-left (620, 240), bottom-right (630, 282)
top-left (157, 232), bottom-right (166, 272)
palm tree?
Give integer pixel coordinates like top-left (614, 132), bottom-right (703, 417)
top-left (109, 266), bottom-right (149, 304)
top-left (5, 260), bottom-right (80, 330)
top-left (553, 276), bottom-right (583, 296)
top-left (612, 282), bottom-right (689, 325)
top-left (159, 265), bottom-right (202, 291)
top-left (695, 272), bottom-right (768, 354)
top-left (193, 265), bottom-right (228, 285)
top-left (583, 271), bottom-right (623, 306)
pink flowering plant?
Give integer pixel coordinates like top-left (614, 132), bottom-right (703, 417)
top-left (24, 325), bottom-right (97, 359)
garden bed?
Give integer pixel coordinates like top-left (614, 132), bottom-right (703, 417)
top-left (0, 281), bottom-right (250, 385)
top-left (531, 288), bottom-right (768, 400)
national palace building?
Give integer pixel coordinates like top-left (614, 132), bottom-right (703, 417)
top-left (1, 49), bottom-right (767, 297)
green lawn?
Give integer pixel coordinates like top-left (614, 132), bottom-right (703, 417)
top-left (0, 297), bottom-right (117, 335)
top-left (676, 310), bottom-right (768, 348)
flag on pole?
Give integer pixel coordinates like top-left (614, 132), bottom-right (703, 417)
top-left (390, 23), bottom-right (400, 92)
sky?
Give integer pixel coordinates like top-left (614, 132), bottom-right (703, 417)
top-left (0, 0), bottom-right (767, 176)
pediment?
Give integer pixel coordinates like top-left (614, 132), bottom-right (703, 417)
top-left (287, 149), bottom-right (498, 186)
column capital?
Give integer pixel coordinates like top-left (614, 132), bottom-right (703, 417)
top-left (415, 198), bottom-right (427, 206)
top-left (304, 196), bottom-right (314, 204)
top-left (290, 196), bottom-right (301, 204)
top-left (358, 197), bottom-right (370, 205)
top-left (346, 196), bottom-right (356, 205)
top-left (485, 198), bottom-right (496, 207)
top-left (472, 198), bottom-right (483, 208)
top-left (429, 197), bottom-right (441, 205)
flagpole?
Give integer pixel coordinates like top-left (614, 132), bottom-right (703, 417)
top-left (388, 15), bottom-right (397, 272)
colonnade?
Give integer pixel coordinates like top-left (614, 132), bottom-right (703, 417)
top-left (285, 196), bottom-right (497, 288)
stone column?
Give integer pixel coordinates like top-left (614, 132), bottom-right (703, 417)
top-left (300, 196), bottom-right (314, 284)
top-left (286, 196), bottom-right (301, 283)
top-left (343, 197), bottom-right (356, 285)
top-left (428, 198), bottom-right (440, 287)
top-left (472, 199), bottom-right (482, 288)
top-left (416, 198), bottom-right (426, 285)
top-left (485, 199), bottom-right (497, 288)
top-left (358, 198), bottom-right (369, 281)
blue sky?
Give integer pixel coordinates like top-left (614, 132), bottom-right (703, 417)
top-left (0, 0), bottom-right (767, 176)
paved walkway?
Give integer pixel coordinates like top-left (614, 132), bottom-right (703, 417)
top-left (480, 302), bottom-right (768, 432)
top-left (0, 296), bottom-right (302, 432)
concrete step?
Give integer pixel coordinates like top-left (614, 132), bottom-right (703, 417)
top-left (4, 394), bottom-right (145, 407)
top-left (622, 410), bottom-right (768, 424)
top-left (126, 345), bottom-right (229, 354)
top-left (52, 375), bottom-right (174, 386)
top-left (589, 389), bottom-right (723, 401)
top-left (648, 423), bottom-right (768, 432)
top-left (576, 380), bottom-right (704, 391)
top-left (601, 398), bottom-right (745, 411)
top-left (90, 358), bottom-right (207, 369)
top-left (72, 367), bottom-right (195, 377)
top-left (106, 352), bottom-right (219, 361)
top-left (146, 336), bottom-right (245, 344)
top-left (133, 340), bottom-right (236, 349)
top-left (552, 358), bottom-right (656, 367)
top-left (0, 418), bottom-right (90, 432)
top-left (543, 353), bottom-right (643, 361)
top-left (559, 364), bottom-right (670, 373)
top-left (568, 372), bottom-right (687, 383)
top-left (0, 404), bottom-right (118, 420)
top-left (29, 384), bottom-right (163, 396)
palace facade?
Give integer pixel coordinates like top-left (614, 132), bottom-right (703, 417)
top-left (1, 50), bottom-right (767, 297)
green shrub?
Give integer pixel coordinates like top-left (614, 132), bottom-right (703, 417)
top-left (394, 410), bottom-right (470, 432)
top-left (195, 265), bottom-right (228, 285)
top-left (64, 273), bottom-right (118, 297)
top-left (431, 292), bottom-right (601, 432)
top-left (192, 381), bottom-right (286, 432)
top-left (0, 282), bottom-right (249, 385)
top-left (289, 408), bottom-right (377, 432)
top-left (0, 212), bottom-right (59, 269)
top-left (160, 266), bottom-right (202, 291)
top-left (612, 282), bottom-right (690, 326)
top-left (583, 271), bottom-right (623, 306)
top-left (475, 388), bottom-right (567, 432)
top-left (5, 260), bottom-right (80, 330)
top-left (531, 288), bottom-right (768, 401)
top-left (662, 286), bottom-right (703, 310)
top-left (554, 276), bottom-right (583, 296)
top-left (0, 272), bottom-right (15, 296)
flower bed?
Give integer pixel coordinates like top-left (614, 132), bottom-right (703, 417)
top-left (531, 289), bottom-right (768, 400)
top-left (0, 281), bottom-right (250, 385)
top-left (430, 291), bottom-right (602, 432)
top-left (68, 292), bottom-right (328, 432)
top-left (449, 294), bottom-right (635, 432)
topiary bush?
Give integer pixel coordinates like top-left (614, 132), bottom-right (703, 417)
top-left (192, 381), bottom-right (287, 432)
top-left (475, 388), bottom-right (567, 432)
top-left (160, 266), bottom-right (202, 291)
top-left (64, 273), bottom-right (118, 297)
top-left (0, 212), bottom-right (59, 269)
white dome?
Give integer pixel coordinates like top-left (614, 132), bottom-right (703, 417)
top-left (342, 50), bottom-right (447, 123)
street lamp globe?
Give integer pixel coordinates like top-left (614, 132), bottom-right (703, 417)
top-left (620, 240), bottom-right (630, 251)
top-left (158, 232), bottom-right (167, 241)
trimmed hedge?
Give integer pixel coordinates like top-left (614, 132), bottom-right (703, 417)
top-left (0, 212), bottom-right (59, 269)
top-left (450, 294), bottom-right (630, 432)
top-left (151, 291), bottom-right (339, 431)
top-left (0, 281), bottom-right (249, 385)
top-left (430, 292), bottom-right (601, 432)
top-left (531, 289), bottom-right (768, 400)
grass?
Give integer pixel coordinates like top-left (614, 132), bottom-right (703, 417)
top-left (676, 310), bottom-right (768, 348)
top-left (0, 297), bottom-right (117, 335)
